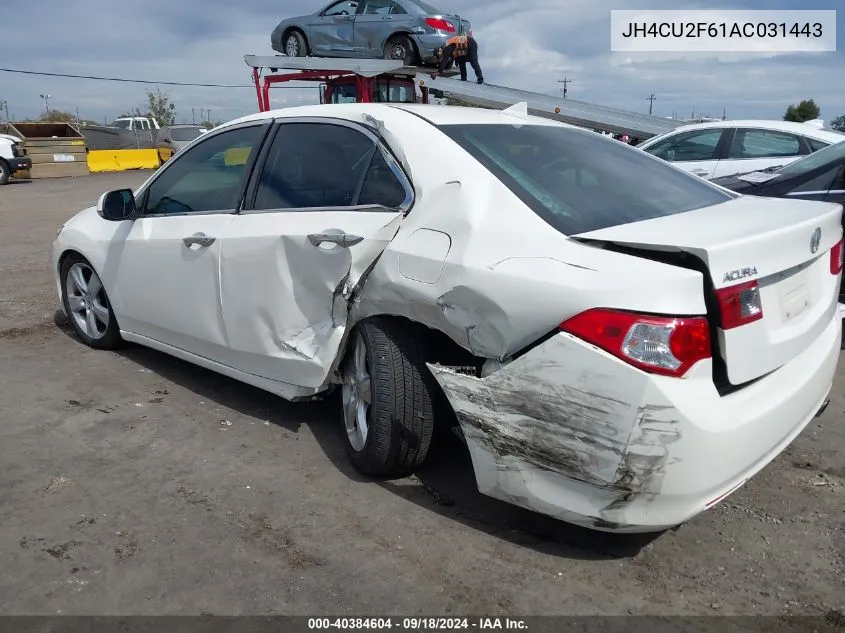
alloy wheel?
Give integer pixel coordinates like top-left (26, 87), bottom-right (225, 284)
top-left (65, 262), bottom-right (110, 340)
top-left (341, 332), bottom-right (373, 452)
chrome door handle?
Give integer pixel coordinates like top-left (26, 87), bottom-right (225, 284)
top-left (183, 233), bottom-right (216, 248)
top-left (307, 233), bottom-right (363, 248)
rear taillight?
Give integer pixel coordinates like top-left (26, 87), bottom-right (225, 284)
top-left (715, 280), bottom-right (763, 330)
top-left (426, 17), bottom-right (456, 32)
top-left (560, 308), bottom-right (711, 377)
top-left (830, 238), bottom-right (843, 275)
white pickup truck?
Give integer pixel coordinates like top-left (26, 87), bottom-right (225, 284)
top-left (0, 133), bottom-right (32, 185)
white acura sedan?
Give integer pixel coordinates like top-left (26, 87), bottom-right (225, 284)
top-left (52, 102), bottom-right (843, 533)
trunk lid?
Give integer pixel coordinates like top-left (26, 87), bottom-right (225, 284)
top-left (573, 195), bottom-right (843, 385)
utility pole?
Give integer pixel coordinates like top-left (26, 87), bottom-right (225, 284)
top-left (558, 76), bottom-right (573, 99)
top-left (192, 108), bottom-right (196, 124)
top-left (646, 93), bottom-right (656, 115)
top-left (208, 110), bottom-right (212, 125)
top-left (0, 99), bottom-right (7, 122)
top-left (40, 93), bottom-right (51, 114)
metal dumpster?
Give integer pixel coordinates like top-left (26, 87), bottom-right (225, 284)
top-left (0, 122), bottom-right (89, 178)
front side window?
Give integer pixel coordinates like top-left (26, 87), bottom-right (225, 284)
top-left (643, 129), bottom-right (723, 162)
top-left (324, 1), bottom-right (358, 16)
top-left (439, 123), bottom-right (734, 235)
top-left (142, 125), bottom-right (264, 215)
top-left (253, 122), bottom-right (407, 211)
top-left (729, 129), bottom-right (803, 159)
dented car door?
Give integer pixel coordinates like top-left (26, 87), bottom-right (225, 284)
top-left (218, 118), bottom-right (413, 388)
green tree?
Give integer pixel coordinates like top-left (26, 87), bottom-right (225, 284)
top-left (38, 109), bottom-right (78, 123)
top-left (144, 87), bottom-right (176, 126)
top-left (831, 115), bottom-right (845, 132)
top-left (783, 99), bottom-right (821, 122)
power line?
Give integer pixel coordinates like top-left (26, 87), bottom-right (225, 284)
top-left (0, 67), bottom-right (310, 89)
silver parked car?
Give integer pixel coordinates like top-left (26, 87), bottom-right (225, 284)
top-left (271, 0), bottom-right (471, 66)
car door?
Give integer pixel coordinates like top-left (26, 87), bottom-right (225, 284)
top-left (108, 121), bottom-right (270, 361)
top-left (219, 118), bottom-right (412, 389)
top-left (311, 0), bottom-right (359, 55)
top-left (639, 128), bottom-right (727, 179)
top-left (354, 0), bottom-right (413, 55)
top-left (712, 127), bottom-right (809, 178)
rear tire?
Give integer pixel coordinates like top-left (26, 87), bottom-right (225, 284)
top-left (0, 160), bottom-right (10, 185)
top-left (383, 35), bottom-right (418, 66)
top-left (340, 318), bottom-right (435, 476)
top-left (284, 30), bottom-right (307, 57)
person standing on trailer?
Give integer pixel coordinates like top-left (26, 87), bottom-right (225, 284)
top-left (433, 33), bottom-right (484, 84)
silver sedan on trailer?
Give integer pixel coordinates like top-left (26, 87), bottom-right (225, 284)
top-left (271, 0), bottom-right (471, 66)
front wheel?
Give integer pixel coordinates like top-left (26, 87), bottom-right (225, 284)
top-left (383, 35), bottom-right (418, 66)
top-left (60, 254), bottom-right (122, 349)
top-left (0, 160), bottom-right (9, 185)
top-left (340, 319), bottom-right (435, 476)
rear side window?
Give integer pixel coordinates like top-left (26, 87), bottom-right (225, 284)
top-left (729, 129), bottom-right (803, 159)
top-left (806, 137), bottom-right (831, 152)
top-left (438, 123), bottom-right (734, 235)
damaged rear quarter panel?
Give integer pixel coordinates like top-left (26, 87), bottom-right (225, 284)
top-left (427, 332), bottom-right (684, 526)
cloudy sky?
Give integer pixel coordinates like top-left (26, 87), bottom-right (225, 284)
top-left (0, 0), bottom-right (842, 125)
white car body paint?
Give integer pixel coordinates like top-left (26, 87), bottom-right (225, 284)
top-left (52, 103), bottom-right (843, 531)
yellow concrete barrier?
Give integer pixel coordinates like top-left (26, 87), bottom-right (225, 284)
top-left (87, 149), bottom-right (161, 173)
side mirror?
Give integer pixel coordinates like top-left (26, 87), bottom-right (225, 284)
top-left (97, 189), bottom-right (137, 221)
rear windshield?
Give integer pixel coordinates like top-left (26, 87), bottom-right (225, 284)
top-left (171, 127), bottom-right (204, 141)
top-left (438, 123), bottom-right (735, 234)
top-left (774, 138), bottom-right (845, 179)
top-left (411, 0), bottom-right (444, 13)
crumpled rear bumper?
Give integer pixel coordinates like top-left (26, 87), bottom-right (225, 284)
top-left (428, 313), bottom-right (840, 532)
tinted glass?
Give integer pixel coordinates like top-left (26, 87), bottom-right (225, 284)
top-left (439, 123), bottom-right (734, 234)
top-left (807, 137), bottom-right (831, 152)
top-left (254, 123), bottom-right (375, 210)
top-left (792, 167), bottom-right (840, 193)
top-left (362, 0), bottom-right (392, 13)
top-left (325, 1), bottom-right (358, 16)
top-left (644, 129), bottom-right (722, 162)
top-left (729, 129), bottom-right (801, 159)
top-left (390, 2), bottom-right (407, 13)
top-left (775, 139), bottom-right (845, 178)
top-left (358, 150), bottom-right (407, 208)
top-left (143, 125), bottom-right (263, 215)
top-left (171, 127), bottom-right (204, 141)
top-left (410, 0), bottom-right (443, 13)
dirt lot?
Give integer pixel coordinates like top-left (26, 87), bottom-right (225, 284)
top-left (0, 172), bottom-right (843, 617)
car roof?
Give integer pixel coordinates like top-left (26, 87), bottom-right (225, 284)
top-left (643, 119), bottom-right (845, 143)
top-left (227, 102), bottom-right (577, 129)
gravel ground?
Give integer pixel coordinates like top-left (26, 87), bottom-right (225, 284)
top-left (0, 172), bottom-right (842, 618)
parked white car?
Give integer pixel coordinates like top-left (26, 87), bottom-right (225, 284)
top-left (52, 103), bottom-right (843, 533)
top-left (637, 119), bottom-right (845, 180)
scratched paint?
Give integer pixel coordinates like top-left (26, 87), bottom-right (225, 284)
top-left (427, 333), bottom-right (683, 525)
